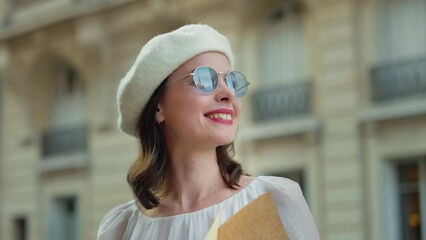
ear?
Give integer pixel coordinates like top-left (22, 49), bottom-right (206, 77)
top-left (155, 104), bottom-right (165, 123)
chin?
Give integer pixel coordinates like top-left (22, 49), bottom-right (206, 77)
top-left (216, 136), bottom-right (235, 146)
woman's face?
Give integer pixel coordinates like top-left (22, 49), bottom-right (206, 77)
top-left (156, 52), bottom-right (241, 150)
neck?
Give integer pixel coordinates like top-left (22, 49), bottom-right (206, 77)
top-left (162, 148), bottom-right (228, 211)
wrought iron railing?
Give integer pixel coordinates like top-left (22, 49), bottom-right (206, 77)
top-left (41, 125), bottom-right (88, 158)
top-left (371, 57), bottom-right (426, 103)
top-left (252, 81), bottom-right (311, 122)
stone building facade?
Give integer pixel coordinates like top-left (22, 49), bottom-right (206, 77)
top-left (0, 0), bottom-right (425, 239)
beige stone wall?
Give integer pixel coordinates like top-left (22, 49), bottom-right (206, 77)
top-left (2, 84), bottom-right (40, 240)
top-left (1, 0), bottom-right (426, 239)
top-left (314, 1), bottom-right (366, 239)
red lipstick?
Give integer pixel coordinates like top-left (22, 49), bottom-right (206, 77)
top-left (204, 109), bottom-right (234, 125)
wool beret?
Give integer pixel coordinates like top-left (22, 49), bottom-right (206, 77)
top-left (117, 24), bottom-right (235, 137)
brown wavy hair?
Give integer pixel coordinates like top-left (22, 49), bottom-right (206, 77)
top-left (127, 80), bottom-right (244, 210)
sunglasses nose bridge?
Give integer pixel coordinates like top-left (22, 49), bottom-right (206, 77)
top-left (217, 72), bottom-right (232, 90)
top-left (215, 74), bottom-right (236, 99)
top-left (217, 72), bottom-right (226, 81)
top-left (214, 74), bottom-right (225, 90)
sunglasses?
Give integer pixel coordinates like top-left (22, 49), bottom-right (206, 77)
top-left (166, 66), bottom-right (249, 98)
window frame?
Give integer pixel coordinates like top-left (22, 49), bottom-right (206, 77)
top-left (382, 157), bottom-right (426, 240)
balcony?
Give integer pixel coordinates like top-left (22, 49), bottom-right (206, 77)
top-left (358, 57), bottom-right (426, 123)
top-left (41, 125), bottom-right (88, 158)
top-left (252, 81), bottom-right (311, 122)
top-left (240, 81), bottom-right (319, 141)
top-left (371, 57), bottom-right (426, 103)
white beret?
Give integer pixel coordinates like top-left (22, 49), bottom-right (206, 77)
top-left (117, 24), bottom-right (235, 137)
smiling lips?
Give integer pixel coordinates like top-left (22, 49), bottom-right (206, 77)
top-left (204, 109), bottom-right (234, 124)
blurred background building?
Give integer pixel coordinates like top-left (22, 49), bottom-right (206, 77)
top-left (0, 0), bottom-right (425, 239)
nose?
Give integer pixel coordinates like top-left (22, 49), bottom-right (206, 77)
top-left (214, 75), bottom-right (235, 102)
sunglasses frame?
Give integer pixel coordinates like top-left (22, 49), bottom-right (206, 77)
top-left (166, 66), bottom-right (249, 97)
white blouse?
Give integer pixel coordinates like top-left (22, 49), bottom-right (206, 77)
top-left (97, 176), bottom-right (320, 240)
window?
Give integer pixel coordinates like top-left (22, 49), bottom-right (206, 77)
top-left (42, 64), bottom-right (87, 158)
top-left (371, 0), bottom-right (426, 103)
top-left (260, 2), bottom-right (308, 86)
top-left (52, 64), bottom-right (86, 128)
top-left (397, 162), bottom-right (422, 240)
top-left (13, 217), bottom-right (27, 240)
top-left (254, 2), bottom-right (311, 121)
top-left (49, 196), bottom-right (78, 240)
top-left (58, 66), bottom-right (83, 97)
top-left (385, 157), bottom-right (426, 240)
top-left (376, 0), bottom-right (426, 62)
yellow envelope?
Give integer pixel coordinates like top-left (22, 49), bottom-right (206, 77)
top-left (205, 192), bottom-right (289, 240)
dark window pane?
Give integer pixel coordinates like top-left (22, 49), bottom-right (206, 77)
top-left (397, 163), bottom-right (421, 240)
top-left (398, 163), bottom-right (419, 184)
top-left (13, 217), bottom-right (27, 240)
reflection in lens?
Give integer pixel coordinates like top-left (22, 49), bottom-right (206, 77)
top-left (226, 73), bottom-right (236, 92)
top-left (194, 67), bottom-right (218, 94)
top-left (227, 71), bottom-right (248, 98)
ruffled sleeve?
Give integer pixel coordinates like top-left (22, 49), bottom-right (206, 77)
top-left (259, 176), bottom-right (320, 240)
top-left (97, 200), bottom-right (139, 240)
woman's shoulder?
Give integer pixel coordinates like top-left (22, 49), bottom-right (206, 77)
top-left (97, 200), bottom-right (139, 240)
top-left (256, 176), bottom-right (303, 195)
top-left (254, 176), bottom-right (307, 208)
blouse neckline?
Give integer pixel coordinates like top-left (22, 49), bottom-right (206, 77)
top-left (136, 176), bottom-right (260, 220)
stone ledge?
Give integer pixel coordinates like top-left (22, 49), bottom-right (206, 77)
top-left (357, 98), bottom-right (426, 123)
top-left (39, 152), bottom-right (88, 173)
top-left (239, 116), bottom-right (321, 142)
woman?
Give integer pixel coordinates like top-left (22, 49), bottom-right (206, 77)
top-left (98, 24), bottom-right (320, 240)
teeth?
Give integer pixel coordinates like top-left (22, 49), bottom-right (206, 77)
top-left (207, 113), bottom-right (232, 120)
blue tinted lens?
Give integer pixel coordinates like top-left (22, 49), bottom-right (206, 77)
top-left (226, 71), bottom-right (248, 98)
top-left (193, 67), bottom-right (218, 94)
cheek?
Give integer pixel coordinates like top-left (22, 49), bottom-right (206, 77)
top-left (234, 101), bottom-right (242, 118)
top-left (164, 95), bottom-right (201, 121)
